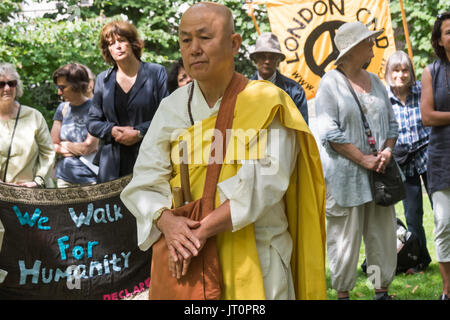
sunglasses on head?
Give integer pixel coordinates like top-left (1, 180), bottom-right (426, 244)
top-left (437, 13), bottom-right (450, 20)
top-left (0, 80), bottom-right (18, 89)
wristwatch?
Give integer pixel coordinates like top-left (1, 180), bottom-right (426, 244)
top-left (153, 207), bottom-right (169, 224)
top-left (33, 176), bottom-right (46, 188)
top-left (384, 147), bottom-right (392, 153)
top-left (135, 127), bottom-right (144, 139)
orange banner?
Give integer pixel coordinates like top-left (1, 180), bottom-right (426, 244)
top-left (251, 0), bottom-right (396, 99)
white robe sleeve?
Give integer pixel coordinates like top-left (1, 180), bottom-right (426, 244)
top-left (120, 82), bottom-right (220, 251)
top-left (217, 114), bottom-right (299, 231)
top-left (120, 102), bottom-right (175, 251)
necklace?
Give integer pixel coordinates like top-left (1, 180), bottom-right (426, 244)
top-left (187, 81), bottom-right (195, 126)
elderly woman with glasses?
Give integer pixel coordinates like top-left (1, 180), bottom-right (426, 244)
top-left (384, 50), bottom-right (432, 273)
top-left (50, 63), bottom-right (99, 187)
top-left (315, 22), bottom-right (399, 300)
top-left (420, 12), bottom-right (450, 301)
top-left (0, 62), bottom-right (55, 188)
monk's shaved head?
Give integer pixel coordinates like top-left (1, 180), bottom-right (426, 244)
top-left (181, 2), bottom-right (235, 35)
top-left (178, 2), bottom-right (242, 92)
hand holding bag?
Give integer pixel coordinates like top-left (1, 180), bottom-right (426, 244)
top-left (372, 159), bottom-right (406, 206)
top-left (336, 69), bottom-right (405, 207)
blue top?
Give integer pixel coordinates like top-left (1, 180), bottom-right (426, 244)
top-left (87, 61), bottom-right (169, 183)
top-left (388, 82), bottom-right (430, 177)
top-left (316, 69), bottom-right (398, 207)
top-left (427, 59), bottom-right (450, 194)
top-left (53, 100), bottom-right (97, 184)
top-left (251, 71), bottom-right (309, 124)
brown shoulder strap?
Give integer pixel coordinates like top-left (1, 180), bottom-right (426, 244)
top-left (201, 73), bottom-right (248, 212)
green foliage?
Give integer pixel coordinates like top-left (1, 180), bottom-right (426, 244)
top-left (389, 0), bottom-right (450, 78)
top-left (0, 0), bottom-right (21, 22)
top-left (221, 0), bottom-right (271, 76)
top-left (0, 17), bottom-right (111, 123)
top-left (1, 0), bottom-right (445, 126)
top-left (0, 0), bottom-right (270, 126)
top-left (33, 0), bottom-right (271, 73)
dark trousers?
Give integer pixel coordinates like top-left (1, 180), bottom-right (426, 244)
top-left (402, 169), bottom-right (433, 268)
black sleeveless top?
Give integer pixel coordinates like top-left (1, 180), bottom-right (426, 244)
top-left (114, 82), bottom-right (140, 177)
top-left (427, 59), bottom-right (450, 194)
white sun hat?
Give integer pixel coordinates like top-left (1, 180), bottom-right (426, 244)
top-left (334, 21), bottom-right (384, 65)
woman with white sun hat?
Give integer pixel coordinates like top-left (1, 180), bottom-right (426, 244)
top-left (315, 21), bottom-right (399, 300)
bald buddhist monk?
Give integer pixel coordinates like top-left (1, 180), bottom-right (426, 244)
top-left (121, 2), bottom-right (327, 300)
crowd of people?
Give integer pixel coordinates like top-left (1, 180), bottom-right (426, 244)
top-left (0, 2), bottom-right (448, 300)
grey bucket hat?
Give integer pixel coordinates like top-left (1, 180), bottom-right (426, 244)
top-left (250, 32), bottom-right (286, 61)
top-left (334, 21), bottom-right (384, 65)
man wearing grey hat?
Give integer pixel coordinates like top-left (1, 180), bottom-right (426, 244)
top-left (250, 32), bottom-right (308, 124)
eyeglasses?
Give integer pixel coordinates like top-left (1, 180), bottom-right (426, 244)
top-left (0, 80), bottom-right (18, 89)
top-left (56, 85), bottom-right (68, 91)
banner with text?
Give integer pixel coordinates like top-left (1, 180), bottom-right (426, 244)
top-left (252, 0), bottom-right (396, 99)
top-left (0, 176), bottom-right (151, 300)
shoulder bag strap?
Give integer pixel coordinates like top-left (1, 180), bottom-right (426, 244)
top-left (336, 68), bottom-right (378, 155)
top-left (61, 101), bottom-right (70, 118)
top-left (3, 103), bottom-right (22, 182)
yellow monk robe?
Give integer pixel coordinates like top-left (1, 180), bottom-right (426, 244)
top-left (169, 80), bottom-right (327, 300)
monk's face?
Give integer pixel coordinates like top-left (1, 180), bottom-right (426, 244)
top-left (178, 5), bottom-right (241, 83)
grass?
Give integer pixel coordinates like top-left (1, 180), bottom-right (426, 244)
top-left (325, 195), bottom-right (443, 300)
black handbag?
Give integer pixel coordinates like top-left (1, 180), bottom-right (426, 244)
top-left (393, 144), bottom-right (428, 166)
top-left (372, 160), bottom-right (406, 206)
top-left (392, 145), bottom-right (410, 165)
top-left (337, 69), bottom-right (406, 206)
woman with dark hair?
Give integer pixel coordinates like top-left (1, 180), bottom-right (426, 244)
top-left (385, 50), bottom-right (432, 272)
top-left (420, 12), bottom-right (450, 301)
top-left (51, 63), bottom-right (98, 187)
top-left (87, 20), bottom-right (169, 182)
top-left (166, 58), bottom-right (192, 93)
top-left (76, 63), bottom-right (96, 98)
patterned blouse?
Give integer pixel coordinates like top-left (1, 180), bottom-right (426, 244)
top-left (388, 82), bottom-right (430, 177)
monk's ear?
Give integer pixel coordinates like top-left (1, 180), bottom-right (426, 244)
top-left (231, 33), bottom-right (242, 55)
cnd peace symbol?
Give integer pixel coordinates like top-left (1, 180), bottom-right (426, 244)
top-left (304, 20), bottom-right (388, 77)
